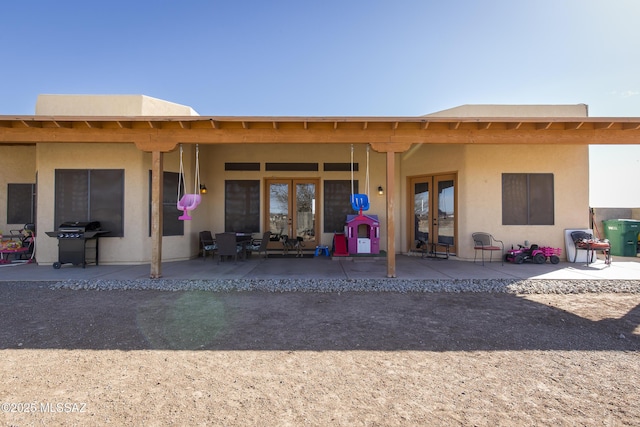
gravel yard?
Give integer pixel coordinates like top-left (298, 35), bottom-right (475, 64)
top-left (1, 280), bottom-right (638, 426)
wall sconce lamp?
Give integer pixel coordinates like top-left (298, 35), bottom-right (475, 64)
top-left (200, 184), bottom-right (208, 195)
top-left (377, 186), bottom-right (384, 195)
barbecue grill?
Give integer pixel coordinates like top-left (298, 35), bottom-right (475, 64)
top-left (45, 221), bottom-right (108, 269)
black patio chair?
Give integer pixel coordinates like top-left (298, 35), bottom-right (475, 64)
top-left (199, 231), bottom-right (216, 261)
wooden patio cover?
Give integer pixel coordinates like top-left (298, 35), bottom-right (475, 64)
top-left (2, 115), bottom-right (640, 278)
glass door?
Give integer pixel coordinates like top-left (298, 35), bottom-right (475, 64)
top-left (266, 179), bottom-right (319, 249)
top-left (409, 174), bottom-right (456, 255)
top-left (434, 175), bottom-right (455, 252)
top-left (411, 179), bottom-right (430, 248)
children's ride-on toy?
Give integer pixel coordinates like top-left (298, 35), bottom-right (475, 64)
top-left (505, 244), bottom-right (561, 265)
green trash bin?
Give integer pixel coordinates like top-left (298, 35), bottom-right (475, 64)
top-left (603, 219), bottom-right (640, 257)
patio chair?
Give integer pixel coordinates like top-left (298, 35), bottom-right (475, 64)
top-left (570, 230), bottom-right (611, 265)
top-left (1, 224), bottom-right (36, 264)
top-left (472, 232), bottom-right (504, 266)
top-left (215, 232), bottom-right (242, 263)
top-left (199, 231), bottom-right (216, 261)
top-left (248, 231), bottom-right (271, 259)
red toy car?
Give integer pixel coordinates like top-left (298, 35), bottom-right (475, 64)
top-left (505, 244), bottom-right (561, 265)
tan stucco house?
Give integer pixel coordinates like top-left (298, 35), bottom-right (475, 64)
top-left (2, 95), bottom-right (639, 278)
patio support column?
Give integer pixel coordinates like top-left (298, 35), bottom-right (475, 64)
top-left (386, 151), bottom-right (396, 278)
top-left (150, 150), bottom-right (164, 279)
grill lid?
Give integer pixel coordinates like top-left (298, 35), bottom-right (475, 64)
top-left (57, 221), bottom-right (101, 232)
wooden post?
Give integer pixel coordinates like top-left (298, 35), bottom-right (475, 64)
top-left (386, 151), bottom-right (396, 278)
top-left (150, 150), bottom-right (163, 279)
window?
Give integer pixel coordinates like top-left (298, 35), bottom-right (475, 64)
top-left (7, 183), bottom-right (36, 224)
top-left (55, 169), bottom-right (124, 236)
top-left (323, 180), bottom-right (358, 232)
top-left (502, 173), bottom-right (554, 225)
top-left (324, 163), bottom-right (358, 172)
top-left (265, 163), bottom-right (318, 171)
top-left (225, 162), bottom-right (260, 171)
top-left (225, 180), bottom-right (260, 232)
top-left (148, 171), bottom-right (184, 237)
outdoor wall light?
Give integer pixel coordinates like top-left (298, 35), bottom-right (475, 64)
top-left (377, 186), bottom-right (384, 195)
top-left (200, 184), bottom-right (208, 195)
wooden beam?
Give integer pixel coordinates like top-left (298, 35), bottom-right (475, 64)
top-left (594, 122), bottom-right (615, 130)
top-left (50, 120), bottom-right (72, 129)
top-left (4, 117), bottom-right (640, 150)
top-left (565, 122), bottom-right (585, 130)
top-left (622, 122), bottom-right (640, 130)
top-left (4, 125), bottom-right (640, 147)
top-left (150, 150), bottom-right (163, 279)
top-left (386, 151), bottom-right (396, 278)
top-left (23, 120), bottom-right (43, 128)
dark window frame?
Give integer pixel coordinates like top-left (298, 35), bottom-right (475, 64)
top-left (225, 162), bottom-right (261, 171)
top-left (323, 180), bottom-right (358, 233)
top-left (502, 173), bottom-right (554, 225)
top-left (324, 163), bottom-right (358, 172)
top-left (7, 183), bottom-right (36, 225)
top-left (148, 171), bottom-right (184, 237)
top-left (55, 169), bottom-right (124, 236)
top-left (224, 180), bottom-right (260, 233)
top-left (265, 163), bottom-right (318, 171)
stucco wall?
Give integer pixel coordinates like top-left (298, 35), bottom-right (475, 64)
top-left (0, 145), bottom-right (37, 234)
top-left (2, 139), bottom-right (591, 264)
top-left (426, 104), bottom-right (588, 118)
top-left (35, 94), bottom-right (199, 116)
top-left (34, 143), bottom-right (199, 265)
top-left (398, 143), bottom-right (589, 260)
top-left (200, 144), bottom-right (388, 248)
top-left (461, 144), bottom-right (589, 259)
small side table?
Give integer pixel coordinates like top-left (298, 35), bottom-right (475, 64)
top-left (422, 242), bottom-right (450, 260)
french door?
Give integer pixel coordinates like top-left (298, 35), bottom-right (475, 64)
top-left (265, 179), bottom-right (319, 249)
top-left (409, 173), bottom-right (457, 255)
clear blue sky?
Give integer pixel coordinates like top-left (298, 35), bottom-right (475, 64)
top-left (2, 0), bottom-right (639, 207)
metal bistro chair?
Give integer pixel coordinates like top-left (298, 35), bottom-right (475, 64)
top-left (472, 232), bottom-right (504, 266)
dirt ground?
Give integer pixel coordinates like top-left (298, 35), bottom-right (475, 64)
top-left (1, 282), bottom-right (639, 426)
